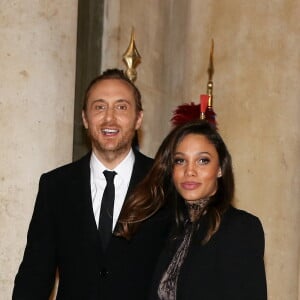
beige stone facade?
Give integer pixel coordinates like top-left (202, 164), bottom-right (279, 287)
top-left (1, 1), bottom-right (299, 299)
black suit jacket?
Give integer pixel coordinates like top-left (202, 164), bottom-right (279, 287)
top-left (13, 151), bottom-right (170, 300)
top-left (150, 206), bottom-right (267, 300)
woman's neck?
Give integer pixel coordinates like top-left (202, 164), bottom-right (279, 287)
top-left (185, 198), bottom-right (210, 222)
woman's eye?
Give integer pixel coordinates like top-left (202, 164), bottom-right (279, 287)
top-left (199, 158), bottom-right (210, 165)
top-left (174, 158), bottom-right (185, 165)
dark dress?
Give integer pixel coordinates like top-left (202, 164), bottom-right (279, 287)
top-left (150, 206), bottom-right (267, 300)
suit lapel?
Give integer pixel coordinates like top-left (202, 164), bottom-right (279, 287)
top-left (69, 153), bottom-right (101, 244)
top-left (125, 150), bottom-right (148, 200)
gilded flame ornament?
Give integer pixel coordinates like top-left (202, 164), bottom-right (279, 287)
top-left (171, 38), bottom-right (217, 129)
top-left (122, 28), bottom-right (141, 82)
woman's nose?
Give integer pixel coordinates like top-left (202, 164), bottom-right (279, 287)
top-left (185, 163), bottom-right (197, 176)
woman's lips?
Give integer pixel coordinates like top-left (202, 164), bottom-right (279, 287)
top-left (181, 182), bottom-right (201, 190)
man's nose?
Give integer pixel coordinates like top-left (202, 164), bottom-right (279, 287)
top-left (104, 106), bottom-right (115, 121)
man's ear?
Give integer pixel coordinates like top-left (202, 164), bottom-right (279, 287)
top-left (135, 111), bottom-right (144, 130)
top-left (82, 110), bottom-right (88, 129)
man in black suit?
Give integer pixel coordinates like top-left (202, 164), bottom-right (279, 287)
top-left (13, 69), bottom-right (170, 299)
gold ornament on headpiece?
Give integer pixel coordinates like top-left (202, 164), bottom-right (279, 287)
top-left (122, 28), bottom-right (141, 82)
top-left (200, 39), bottom-right (217, 127)
top-left (207, 39), bottom-right (214, 111)
top-left (171, 38), bottom-right (217, 128)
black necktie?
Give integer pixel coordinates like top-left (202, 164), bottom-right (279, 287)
top-left (99, 170), bottom-right (116, 250)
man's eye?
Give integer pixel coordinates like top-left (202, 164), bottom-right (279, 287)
top-left (116, 104), bottom-right (128, 110)
top-left (94, 105), bottom-right (106, 110)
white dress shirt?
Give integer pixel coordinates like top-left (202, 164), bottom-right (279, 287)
top-left (90, 149), bottom-right (135, 231)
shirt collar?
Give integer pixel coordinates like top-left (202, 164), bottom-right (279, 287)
top-left (90, 149), bottom-right (135, 180)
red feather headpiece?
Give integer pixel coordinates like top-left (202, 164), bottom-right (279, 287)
top-left (171, 102), bottom-right (201, 126)
top-left (171, 101), bottom-right (217, 128)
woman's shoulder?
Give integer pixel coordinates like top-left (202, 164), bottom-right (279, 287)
top-left (223, 205), bottom-right (263, 227)
top-left (217, 206), bottom-right (265, 253)
top-left (219, 206), bottom-right (264, 240)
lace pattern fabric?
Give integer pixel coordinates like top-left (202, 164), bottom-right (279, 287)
top-left (157, 198), bottom-right (210, 300)
top-left (157, 222), bottom-right (194, 300)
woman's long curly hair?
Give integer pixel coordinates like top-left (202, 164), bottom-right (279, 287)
top-left (115, 120), bottom-right (234, 243)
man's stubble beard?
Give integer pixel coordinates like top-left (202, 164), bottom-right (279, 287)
top-left (90, 129), bottom-right (137, 159)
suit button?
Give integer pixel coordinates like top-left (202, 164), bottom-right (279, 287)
top-left (100, 268), bottom-right (109, 277)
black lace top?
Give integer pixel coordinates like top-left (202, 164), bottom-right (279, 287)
top-left (157, 198), bottom-right (210, 300)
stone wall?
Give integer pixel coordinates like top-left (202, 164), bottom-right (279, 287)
top-left (1, 0), bottom-right (299, 299)
top-left (0, 1), bottom-right (78, 298)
